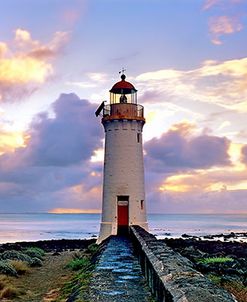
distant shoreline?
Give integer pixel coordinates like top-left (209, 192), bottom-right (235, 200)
top-left (0, 231), bottom-right (246, 247)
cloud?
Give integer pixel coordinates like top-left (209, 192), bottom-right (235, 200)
top-left (0, 93), bottom-right (103, 212)
top-left (0, 128), bottom-right (27, 155)
top-left (136, 57), bottom-right (247, 110)
top-left (209, 16), bottom-right (243, 45)
top-left (147, 189), bottom-right (247, 214)
top-left (203, 0), bottom-right (221, 10)
top-left (24, 93), bottom-right (102, 166)
top-left (159, 168), bottom-right (247, 193)
top-left (0, 29), bottom-right (69, 102)
top-left (145, 122), bottom-right (231, 174)
top-left (203, 0), bottom-right (243, 10)
top-left (203, 0), bottom-right (244, 44)
top-left (241, 145), bottom-right (247, 164)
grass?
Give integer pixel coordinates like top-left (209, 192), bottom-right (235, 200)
top-left (67, 257), bottom-right (91, 271)
top-left (197, 256), bottom-right (234, 264)
top-left (208, 274), bottom-right (221, 284)
top-left (0, 276), bottom-right (7, 290)
top-left (0, 286), bottom-right (19, 299)
top-left (59, 244), bottom-right (100, 301)
top-left (223, 281), bottom-right (247, 302)
top-left (10, 260), bottom-right (30, 275)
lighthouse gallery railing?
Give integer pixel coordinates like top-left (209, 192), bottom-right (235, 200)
top-left (103, 103), bottom-right (144, 119)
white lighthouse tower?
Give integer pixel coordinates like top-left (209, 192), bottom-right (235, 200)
top-left (96, 73), bottom-right (148, 243)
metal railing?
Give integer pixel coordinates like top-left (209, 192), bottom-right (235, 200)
top-left (103, 103), bottom-right (144, 119)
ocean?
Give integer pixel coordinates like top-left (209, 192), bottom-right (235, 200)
top-left (0, 213), bottom-right (246, 244)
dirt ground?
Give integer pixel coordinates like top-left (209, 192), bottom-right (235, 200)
top-left (1, 251), bottom-right (75, 302)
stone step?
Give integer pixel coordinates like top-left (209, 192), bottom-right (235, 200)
top-left (86, 236), bottom-right (153, 302)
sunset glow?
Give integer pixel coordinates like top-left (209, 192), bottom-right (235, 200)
top-left (0, 0), bottom-right (246, 214)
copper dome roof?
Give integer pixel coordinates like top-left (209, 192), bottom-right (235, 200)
top-left (110, 74), bottom-right (137, 94)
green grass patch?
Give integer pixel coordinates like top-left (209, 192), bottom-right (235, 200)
top-left (67, 257), bottom-right (92, 271)
top-left (59, 244), bottom-right (99, 301)
top-left (87, 243), bottom-right (99, 254)
top-left (208, 274), bottom-right (221, 284)
top-left (197, 256), bottom-right (234, 264)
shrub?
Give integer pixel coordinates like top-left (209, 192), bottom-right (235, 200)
top-left (0, 277), bottom-right (6, 290)
top-left (208, 274), bottom-right (221, 284)
top-left (87, 243), bottom-right (99, 254)
top-left (23, 247), bottom-right (45, 260)
top-left (0, 260), bottom-right (17, 276)
top-left (67, 258), bottom-right (91, 271)
top-left (197, 257), bottom-right (234, 264)
top-left (30, 257), bottom-right (43, 267)
top-left (1, 250), bottom-right (33, 265)
top-left (10, 260), bottom-right (30, 275)
top-left (0, 286), bottom-right (18, 299)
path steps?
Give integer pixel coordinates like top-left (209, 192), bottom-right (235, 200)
top-left (86, 236), bottom-right (153, 302)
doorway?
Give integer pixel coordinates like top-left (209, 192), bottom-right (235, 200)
top-left (117, 195), bottom-right (129, 235)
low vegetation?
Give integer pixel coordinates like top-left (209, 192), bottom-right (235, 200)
top-left (0, 246), bottom-right (45, 299)
top-left (23, 247), bottom-right (45, 260)
top-left (59, 243), bottom-right (100, 301)
top-left (0, 285), bottom-right (19, 299)
top-left (10, 260), bottom-right (30, 275)
top-left (0, 260), bottom-right (18, 276)
top-left (197, 256), bottom-right (234, 264)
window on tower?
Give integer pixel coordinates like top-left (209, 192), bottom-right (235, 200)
top-left (137, 133), bottom-right (140, 143)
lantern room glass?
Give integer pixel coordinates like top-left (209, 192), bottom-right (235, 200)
top-left (110, 90), bottom-right (137, 105)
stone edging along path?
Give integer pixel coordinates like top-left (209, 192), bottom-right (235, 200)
top-left (130, 225), bottom-right (237, 302)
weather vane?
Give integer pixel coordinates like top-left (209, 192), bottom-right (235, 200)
top-left (119, 68), bottom-right (126, 75)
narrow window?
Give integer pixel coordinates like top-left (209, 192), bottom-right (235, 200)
top-left (141, 200), bottom-right (144, 210)
top-left (137, 133), bottom-right (140, 143)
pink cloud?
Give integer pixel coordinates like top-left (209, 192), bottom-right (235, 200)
top-left (209, 15), bottom-right (243, 45)
top-left (203, 0), bottom-right (221, 10)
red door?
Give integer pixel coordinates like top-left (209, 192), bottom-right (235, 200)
top-left (118, 204), bottom-right (129, 226)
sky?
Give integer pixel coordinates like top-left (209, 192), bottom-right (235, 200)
top-left (0, 0), bottom-right (247, 214)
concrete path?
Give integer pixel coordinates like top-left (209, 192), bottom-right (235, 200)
top-left (87, 236), bottom-right (153, 302)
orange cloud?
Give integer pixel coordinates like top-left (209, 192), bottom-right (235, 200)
top-left (209, 16), bottom-right (243, 45)
top-left (159, 142), bottom-right (246, 194)
top-left (0, 128), bottom-right (28, 155)
top-left (0, 29), bottom-right (69, 102)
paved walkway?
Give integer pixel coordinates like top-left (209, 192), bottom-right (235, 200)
top-left (86, 236), bottom-right (153, 302)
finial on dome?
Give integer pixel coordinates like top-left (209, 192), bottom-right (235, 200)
top-left (119, 67), bottom-right (126, 80)
top-left (121, 74), bottom-right (126, 81)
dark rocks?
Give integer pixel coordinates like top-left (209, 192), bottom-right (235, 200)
top-left (163, 235), bottom-right (247, 301)
top-left (0, 238), bottom-right (96, 253)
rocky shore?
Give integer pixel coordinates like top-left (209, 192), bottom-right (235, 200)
top-left (0, 234), bottom-right (246, 301)
top-left (0, 238), bottom-right (96, 253)
top-left (162, 232), bottom-right (247, 302)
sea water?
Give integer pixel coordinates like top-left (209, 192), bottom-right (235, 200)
top-left (0, 213), bottom-right (246, 243)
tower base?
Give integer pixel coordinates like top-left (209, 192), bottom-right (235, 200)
top-left (96, 221), bottom-right (148, 244)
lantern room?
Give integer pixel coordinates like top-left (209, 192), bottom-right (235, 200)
top-left (103, 74), bottom-right (144, 122)
top-left (109, 74), bottom-right (137, 104)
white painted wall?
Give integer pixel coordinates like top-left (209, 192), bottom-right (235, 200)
top-left (97, 119), bottom-right (148, 243)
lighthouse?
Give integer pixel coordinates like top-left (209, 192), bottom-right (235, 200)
top-left (96, 73), bottom-right (148, 243)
